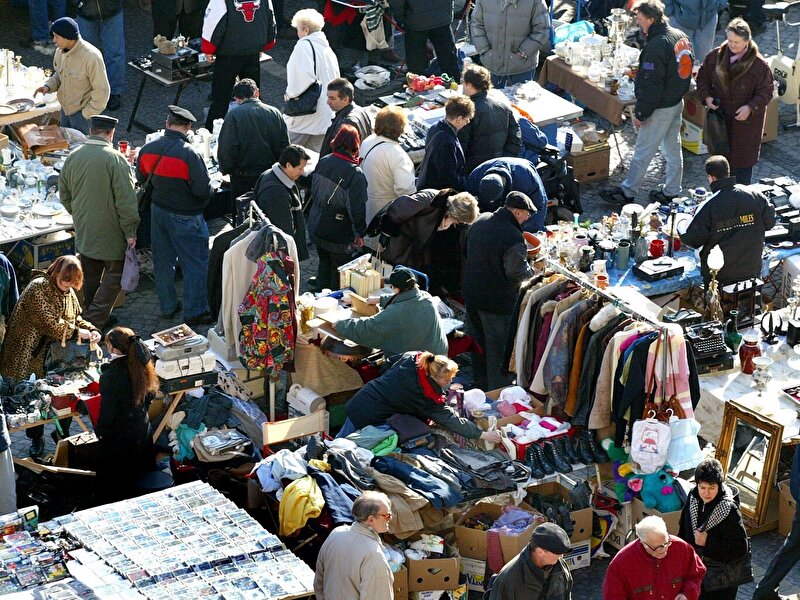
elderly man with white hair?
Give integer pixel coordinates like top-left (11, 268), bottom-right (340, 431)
top-left (603, 516), bottom-right (706, 600)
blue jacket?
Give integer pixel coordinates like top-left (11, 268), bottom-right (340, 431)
top-left (372, 455), bottom-right (463, 508)
top-left (465, 157), bottom-right (547, 231)
top-left (417, 120), bottom-right (466, 191)
top-left (664, 0), bottom-right (727, 31)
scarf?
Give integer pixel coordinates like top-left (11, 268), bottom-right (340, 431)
top-left (689, 485), bottom-right (734, 533)
top-left (713, 41), bottom-right (760, 97)
top-left (415, 352), bottom-right (446, 404)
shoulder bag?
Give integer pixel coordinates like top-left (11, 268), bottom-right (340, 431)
top-left (285, 40), bottom-right (322, 117)
top-left (702, 544), bottom-right (754, 591)
top-left (43, 324), bottom-right (103, 374)
top-left (136, 140), bottom-right (179, 210)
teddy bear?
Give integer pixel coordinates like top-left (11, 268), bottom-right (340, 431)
top-left (601, 438), bottom-right (636, 503)
top-left (630, 467), bottom-right (683, 513)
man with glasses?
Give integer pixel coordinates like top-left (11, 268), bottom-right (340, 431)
top-left (603, 515), bottom-right (706, 600)
top-left (314, 491), bottom-right (395, 600)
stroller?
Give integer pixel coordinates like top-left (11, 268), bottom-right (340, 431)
top-left (537, 146), bottom-right (583, 224)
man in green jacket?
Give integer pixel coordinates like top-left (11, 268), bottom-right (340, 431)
top-left (335, 267), bottom-right (448, 357)
top-left (60, 114), bottom-right (139, 329)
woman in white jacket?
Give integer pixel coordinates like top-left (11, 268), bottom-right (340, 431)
top-left (360, 106), bottom-right (417, 224)
top-left (284, 9), bottom-right (340, 152)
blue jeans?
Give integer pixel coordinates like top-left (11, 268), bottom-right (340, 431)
top-left (336, 417), bottom-right (357, 438)
top-left (60, 109), bottom-right (89, 134)
top-left (29, 0), bottom-right (66, 42)
top-left (672, 15), bottom-right (718, 64)
top-left (77, 12), bottom-right (126, 95)
top-left (491, 70), bottom-right (534, 89)
top-left (621, 101), bottom-right (684, 198)
top-left (151, 204), bottom-right (210, 318)
top-left (752, 507), bottom-right (800, 599)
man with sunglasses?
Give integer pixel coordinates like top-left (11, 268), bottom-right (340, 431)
top-left (314, 491), bottom-right (395, 600)
top-left (603, 515), bottom-right (706, 600)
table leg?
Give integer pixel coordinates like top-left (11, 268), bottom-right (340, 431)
top-left (152, 391), bottom-right (185, 443)
top-left (610, 122), bottom-right (624, 163)
top-left (75, 417), bottom-right (90, 433)
top-left (127, 74), bottom-right (148, 133)
top-left (174, 83), bottom-right (185, 106)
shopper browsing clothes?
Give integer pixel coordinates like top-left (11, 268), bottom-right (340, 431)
top-left (678, 458), bottom-right (750, 600)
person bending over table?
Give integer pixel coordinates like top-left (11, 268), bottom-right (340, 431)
top-left (334, 267), bottom-right (448, 357)
top-left (339, 351), bottom-right (502, 444)
top-left (0, 256), bottom-right (101, 458)
top-left (97, 326), bottom-right (159, 502)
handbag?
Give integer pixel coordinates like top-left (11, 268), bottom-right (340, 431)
top-left (136, 140), bottom-right (179, 210)
top-left (121, 244), bottom-right (140, 293)
top-left (285, 40), bottom-right (322, 117)
top-left (703, 107), bottom-right (730, 156)
top-left (642, 334), bottom-right (686, 423)
top-left (43, 325), bottom-right (103, 374)
top-left (702, 546), bottom-right (754, 591)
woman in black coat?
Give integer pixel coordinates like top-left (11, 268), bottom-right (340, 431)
top-left (96, 326), bottom-right (159, 501)
top-left (678, 458), bottom-right (750, 600)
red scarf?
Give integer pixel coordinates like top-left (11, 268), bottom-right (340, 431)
top-left (415, 352), bottom-right (446, 404)
top-left (332, 151), bottom-right (361, 165)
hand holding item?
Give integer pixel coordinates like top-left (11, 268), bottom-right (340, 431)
top-left (633, 116), bottom-right (642, 128)
top-left (480, 430), bottom-right (502, 444)
top-left (735, 105), bottom-right (752, 121)
top-left (693, 530), bottom-right (707, 546)
top-left (127, 237), bottom-right (136, 247)
top-left (352, 237), bottom-right (365, 248)
top-left (675, 594), bottom-right (688, 600)
top-left (705, 96), bottom-right (719, 110)
top-left (35, 85), bottom-right (50, 96)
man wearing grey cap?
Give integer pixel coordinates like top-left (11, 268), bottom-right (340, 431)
top-left (60, 113), bottom-right (139, 328)
top-left (462, 191), bottom-right (536, 390)
top-left (486, 522), bottom-right (573, 600)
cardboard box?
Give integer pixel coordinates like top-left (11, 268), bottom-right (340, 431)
top-left (605, 525), bottom-right (629, 550)
top-left (455, 503), bottom-right (542, 561)
top-left (0, 132), bottom-right (8, 150)
top-left (680, 119), bottom-right (708, 155)
top-left (563, 539), bottom-right (591, 571)
top-left (763, 97), bottom-right (779, 143)
top-left (7, 231), bottom-right (75, 270)
top-left (778, 479), bottom-right (797, 537)
top-left (526, 481), bottom-right (593, 542)
top-left (459, 558), bottom-right (487, 592)
top-left (633, 498), bottom-right (681, 535)
top-left (407, 554), bottom-right (460, 592)
top-left (475, 387), bottom-right (545, 431)
top-left (603, 496), bottom-right (634, 550)
top-left (567, 145), bottom-right (610, 183)
top-left (683, 89), bottom-right (779, 144)
top-left (410, 586), bottom-right (467, 600)
top-left (393, 566), bottom-right (409, 600)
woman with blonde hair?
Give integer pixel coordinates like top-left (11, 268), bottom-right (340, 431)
top-left (341, 350), bottom-right (502, 442)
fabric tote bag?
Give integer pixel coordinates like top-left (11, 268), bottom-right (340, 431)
top-left (121, 245), bottom-right (140, 292)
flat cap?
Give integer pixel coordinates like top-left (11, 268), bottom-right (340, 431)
top-left (532, 522), bottom-right (571, 554)
top-left (478, 173), bottom-right (506, 206)
top-left (505, 191), bottom-right (537, 213)
top-left (168, 104), bottom-right (196, 123)
top-left (388, 267), bottom-right (417, 290)
top-left (89, 114), bottom-right (119, 130)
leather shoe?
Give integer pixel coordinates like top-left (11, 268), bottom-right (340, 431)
top-left (186, 311), bottom-right (215, 326)
top-left (543, 440), bottom-right (573, 473)
top-left (557, 504), bottom-right (575, 538)
top-left (106, 94), bottom-right (121, 111)
top-left (649, 187), bottom-right (678, 204)
top-left (583, 430), bottom-right (610, 463)
top-left (554, 436), bottom-right (580, 464)
top-left (576, 435), bottom-right (596, 464)
top-left (30, 437), bottom-right (45, 458)
top-left (380, 48), bottom-right (403, 63)
top-left (531, 443), bottom-right (556, 475)
top-left (525, 446), bottom-right (545, 480)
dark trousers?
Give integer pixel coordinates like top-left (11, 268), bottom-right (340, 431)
top-left (404, 25), bottom-right (459, 80)
top-left (316, 247), bottom-right (351, 291)
top-left (152, 0), bottom-right (204, 39)
top-left (26, 418), bottom-right (73, 442)
top-left (273, 0), bottom-right (285, 28)
top-left (80, 255), bottom-right (124, 328)
top-left (752, 508), bottom-right (800, 599)
top-left (206, 53), bottom-right (261, 129)
top-left (734, 166), bottom-right (753, 185)
top-left (466, 306), bottom-right (513, 391)
top-left (230, 174), bottom-right (260, 205)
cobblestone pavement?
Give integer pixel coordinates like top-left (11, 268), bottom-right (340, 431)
top-left (3, 4), bottom-right (800, 597)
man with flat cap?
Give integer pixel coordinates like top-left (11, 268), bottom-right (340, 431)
top-left (35, 17), bottom-right (110, 134)
top-left (463, 191), bottom-right (536, 390)
top-left (137, 105), bottom-right (217, 326)
top-left (60, 114), bottom-right (139, 328)
top-left (486, 522), bottom-right (573, 600)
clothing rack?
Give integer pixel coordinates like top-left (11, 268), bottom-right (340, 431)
top-left (542, 257), bottom-right (671, 402)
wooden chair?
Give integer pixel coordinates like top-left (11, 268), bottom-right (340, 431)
top-left (261, 410), bottom-right (330, 456)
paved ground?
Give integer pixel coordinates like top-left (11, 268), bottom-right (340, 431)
top-left (4, 3), bottom-right (800, 597)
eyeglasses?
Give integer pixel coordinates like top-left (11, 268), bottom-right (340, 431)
top-left (377, 513), bottom-right (393, 520)
top-left (642, 539), bottom-right (672, 552)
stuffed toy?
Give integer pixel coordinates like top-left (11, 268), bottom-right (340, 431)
top-left (602, 439), bottom-right (636, 503)
top-left (630, 467), bottom-right (683, 513)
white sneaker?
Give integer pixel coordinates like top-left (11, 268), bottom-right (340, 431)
top-left (33, 41), bottom-right (55, 56)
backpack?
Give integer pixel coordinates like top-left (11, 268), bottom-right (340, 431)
top-left (237, 250), bottom-right (295, 378)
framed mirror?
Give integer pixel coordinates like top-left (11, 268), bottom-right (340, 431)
top-left (715, 400), bottom-right (784, 529)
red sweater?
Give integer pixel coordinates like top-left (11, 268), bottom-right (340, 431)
top-left (602, 536), bottom-right (706, 600)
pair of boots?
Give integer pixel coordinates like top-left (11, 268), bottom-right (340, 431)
top-left (525, 438), bottom-right (574, 479)
top-left (575, 430), bottom-right (610, 465)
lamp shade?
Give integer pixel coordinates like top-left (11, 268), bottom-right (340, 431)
top-left (707, 245), bottom-right (725, 271)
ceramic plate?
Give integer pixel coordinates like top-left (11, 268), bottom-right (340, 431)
top-left (31, 218), bottom-right (52, 229)
top-left (32, 202), bottom-right (63, 216)
top-left (7, 98), bottom-right (35, 113)
top-left (53, 213), bottom-right (73, 226)
top-left (0, 104), bottom-right (15, 116)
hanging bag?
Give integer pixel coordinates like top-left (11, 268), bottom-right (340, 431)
top-left (704, 107), bottom-right (730, 156)
top-left (642, 334), bottom-right (686, 422)
top-left (630, 417), bottom-right (671, 474)
top-left (702, 544), bottom-right (754, 591)
top-left (285, 40), bottom-right (322, 117)
top-left (121, 245), bottom-right (140, 292)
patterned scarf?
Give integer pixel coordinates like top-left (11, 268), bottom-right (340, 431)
top-left (689, 484), bottom-right (734, 532)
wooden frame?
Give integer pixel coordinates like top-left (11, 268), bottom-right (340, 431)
top-left (716, 400), bottom-right (784, 528)
top-left (262, 411), bottom-right (329, 455)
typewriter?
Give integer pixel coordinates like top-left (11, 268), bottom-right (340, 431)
top-left (685, 321), bottom-right (733, 373)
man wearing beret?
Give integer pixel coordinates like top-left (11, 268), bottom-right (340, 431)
top-left (35, 17), bottom-right (110, 134)
top-left (60, 114), bottom-right (139, 328)
top-left (486, 522), bottom-right (573, 600)
top-left (462, 191), bottom-right (536, 390)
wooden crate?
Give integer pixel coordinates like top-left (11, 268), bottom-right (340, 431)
top-left (567, 145), bottom-right (610, 182)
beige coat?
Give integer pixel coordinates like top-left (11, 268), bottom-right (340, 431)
top-left (44, 38), bottom-right (110, 118)
top-left (314, 521), bottom-right (394, 600)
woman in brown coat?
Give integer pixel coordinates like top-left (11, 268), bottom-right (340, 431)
top-left (0, 256), bottom-right (100, 457)
top-left (696, 17), bottom-right (775, 184)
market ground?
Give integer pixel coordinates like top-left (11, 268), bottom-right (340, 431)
top-left (3, 2), bottom-right (800, 597)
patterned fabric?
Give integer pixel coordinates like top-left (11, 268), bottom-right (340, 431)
top-left (238, 251), bottom-right (295, 380)
top-left (689, 485), bottom-right (734, 533)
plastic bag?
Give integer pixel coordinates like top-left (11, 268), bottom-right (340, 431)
top-left (553, 21), bottom-right (595, 45)
top-left (121, 245), bottom-right (140, 292)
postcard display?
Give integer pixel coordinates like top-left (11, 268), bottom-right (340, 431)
top-left (15, 482), bottom-right (315, 598)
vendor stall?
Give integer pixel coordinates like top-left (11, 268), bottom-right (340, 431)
top-left (0, 51), bottom-right (61, 129)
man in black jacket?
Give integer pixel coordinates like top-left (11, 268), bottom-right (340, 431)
top-left (601, 0), bottom-right (693, 206)
top-left (390, 0), bottom-right (459, 78)
top-left (75, 0), bottom-right (126, 111)
top-left (679, 155), bottom-right (775, 287)
top-left (217, 78), bottom-right (289, 202)
top-left (463, 191), bottom-right (535, 390)
top-left (417, 95), bottom-right (474, 191)
top-left (458, 64), bottom-right (522, 173)
top-left (202, 0), bottom-right (276, 128)
top-left (319, 78), bottom-right (373, 157)
top-left (253, 145), bottom-right (310, 260)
